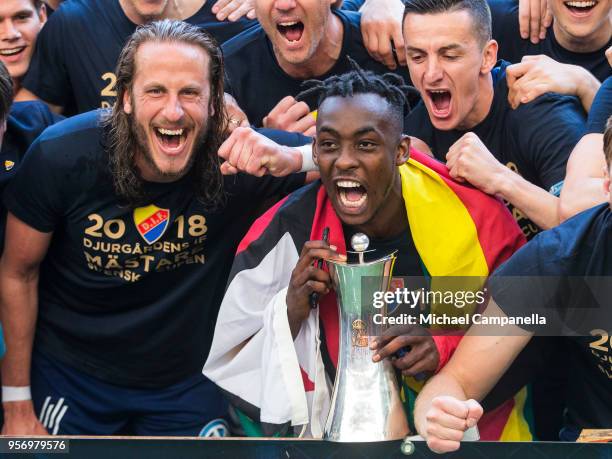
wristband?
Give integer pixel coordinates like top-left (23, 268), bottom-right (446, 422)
top-left (297, 144), bottom-right (317, 172)
top-left (2, 386), bottom-right (32, 402)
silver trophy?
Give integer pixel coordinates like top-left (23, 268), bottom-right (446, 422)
top-left (324, 233), bottom-right (410, 442)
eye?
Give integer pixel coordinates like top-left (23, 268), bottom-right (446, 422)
top-left (444, 54), bottom-right (460, 61)
top-left (15, 13), bottom-right (32, 21)
top-left (408, 54), bottom-right (424, 64)
top-left (147, 87), bottom-right (163, 96)
top-left (357, 140), bottom-right (377, 150)
top-left (182, 88), bottom-right (200, 97)
top-left (318, 140), bottom-right (338, 151)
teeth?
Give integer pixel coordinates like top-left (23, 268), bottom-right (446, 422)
top-left (337, 180), bottom-right (362, 188)
top-left (0, 47), bottom-right (25, 56)
top-left (279, 21), bottom-right (298, 26)
top-left (565, 1), bottom-right (596, 6)
top-left (338, 189), bottom-right (367, 208)
top-left (429, 90), bottom-right (448, 94)
top-left (157, 128), bottom-right (183, 136)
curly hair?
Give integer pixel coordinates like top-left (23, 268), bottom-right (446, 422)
top-left (296, 57), bottom-right (419, 118)
top-left (105, 19), bottom-right (227, 209)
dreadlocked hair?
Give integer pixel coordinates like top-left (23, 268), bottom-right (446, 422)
top-left (296, 57), bottom-right (419, 118)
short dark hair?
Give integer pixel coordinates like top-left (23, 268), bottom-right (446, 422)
top-left (296, 58), bottom-right (419, 120)
top-left (0, 62), bottom-right (13, 123)
top-left (403, 0), bottom-right (492, 47)
top-left (604, 116), bottom-right (612, 169)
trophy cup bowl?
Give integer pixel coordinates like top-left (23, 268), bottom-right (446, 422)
top-left (323, 241), bottom-right (409, 442)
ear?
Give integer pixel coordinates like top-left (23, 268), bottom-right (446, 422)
top-left (312, 138), bottom-right (319, 167)
top-left (603, 163), bottom-right (611, 198)
top-left (480, 39), bottom-right (498, 75)
top-left (395, 135), bottom-right (411, 166)
top-left (123, 90), bottom-right (132, 115)
top-left (38, 3), bottom-right (48, 24)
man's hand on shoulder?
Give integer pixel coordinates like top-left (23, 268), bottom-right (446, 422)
top-left (218, 127), bottom-right (305, 176)
top-left (212, 0), bottom-right (256, 21)
top-left (359, 0), bottom-right (406, 70)
top-left (263, 96), bottom-right (316, 136)
top-left (518, 0), bottom-right (552, 44)
top-left (507, 55), bottom-right (600, 111)
top-left (422, 396), bottom-right (483, 454)
top-left (2, 400), bottom-right (49, 436)
top-left (370, 325), bottom-right (439, 376)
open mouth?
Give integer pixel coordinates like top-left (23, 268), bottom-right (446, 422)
top-left (0, 46), bottom-right (26, 60)
top-left (277, 21), bottom-right (305, 43)
top-left (336, 179), bottom-right (368, 212)
top-left (426, 89), bottom-right (452, 118)
top-left (564, 1), bottom-right (598, 14)
top-left (154, 127), bottom-right (187, 154)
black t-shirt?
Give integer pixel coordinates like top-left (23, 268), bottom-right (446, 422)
top-left (404, 61), bottom-right (586, 240)
top-left (222, 9), bottom-right (412, 126)
top-left (489, 0), bottom-right (612, 82)
top-left (0, 101), bottom-right (61, 253)
top-left (587, 76), bottom-right (612, 134)
top-left (4, 110), bottom-right (305, 388)
top-left (489, 203), bottom-right (612, 430)
top-left (23, 0), bottom-right (256, 116)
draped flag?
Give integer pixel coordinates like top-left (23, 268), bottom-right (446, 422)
top-left (204, 148), bottom-right (529, 440)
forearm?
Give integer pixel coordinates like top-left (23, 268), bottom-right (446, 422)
top-left (574, 67), bottom-right (600, 113)
top-left (0, 268), bottom-right (39, 387)
top-left (559, 133), bottom-right (607, 221)
top-left (497, 168), bottom-right (559, 229)
top-left (414, 371), bottom-right (469, 438)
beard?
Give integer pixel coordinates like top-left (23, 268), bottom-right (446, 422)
top-left (129, 113), bottom-right (210, 182)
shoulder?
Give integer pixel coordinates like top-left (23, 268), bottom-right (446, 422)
top-left (6, 102), bottom-right (63, 151)
top-left (29, 110), bottom-right (108, 170)
top-left (222, 25), bottom-right (267, 59)
top-left (235, 181), bottom-right (320, 255)
top-left (8, 101), bottom-right (62, 131)
top-left (46, 0), bottom-right (93, 22)
top-left (497, 204), bottom-right (609, 276)
top-left (587, 76), bottom-right (612, 133)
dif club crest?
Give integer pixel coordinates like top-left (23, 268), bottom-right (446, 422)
top-left (133, 205), bottom-right (170, 244)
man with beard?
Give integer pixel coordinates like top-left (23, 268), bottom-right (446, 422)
top-left (220, 0), bottom-right (411, 132)
top-left (17, 0), bottom-right (256, 115)
top-left (0, 20), bottom-right (307, 436)
top-left (203, 68), bottom-right (527, 439)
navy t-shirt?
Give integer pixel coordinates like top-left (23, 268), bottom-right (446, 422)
top-left (4, 110), bottom-right (305, 388)
top-left (222, 9), bottom-right (412, 127)
top-left (587, 76), bottom-right (612, 134)
top-left (23, 0), bottom-right (256, 116)
top-left (404, 61), bottom-right (586, 240)
top-left (489, 203), bottom-right (612, 430)
top-left (489, 0), bottom-right (612, 82)
top-left (0, 101), bottom-right (62, 253)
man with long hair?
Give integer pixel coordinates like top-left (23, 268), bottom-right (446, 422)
top-left (0, 20), bottom-right (305, 436)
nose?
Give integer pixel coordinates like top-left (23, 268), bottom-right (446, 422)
top-left (0, 19), bottom-right (21, 42)
top-left (334, 145), bottom-right (359, 171)
top-left (162, 94), bottom-right (184, 123)
top-left (423, 56), bottom-right (443, 85)
top-left (274, 0), bottom-right (297, 12)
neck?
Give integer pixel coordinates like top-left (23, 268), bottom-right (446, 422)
top-left (119, 0), bottom-right (203, 24)
top-left (352, 176), bottom-right (408, 240)
top-left (552, 18), bottom-right (612, 53)
top-left (11, 77), bottom-right (21, 98)
top-left (458, 73), bottom-right (494, 130)
top-left (277, 12), bottom-right (343, 79)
